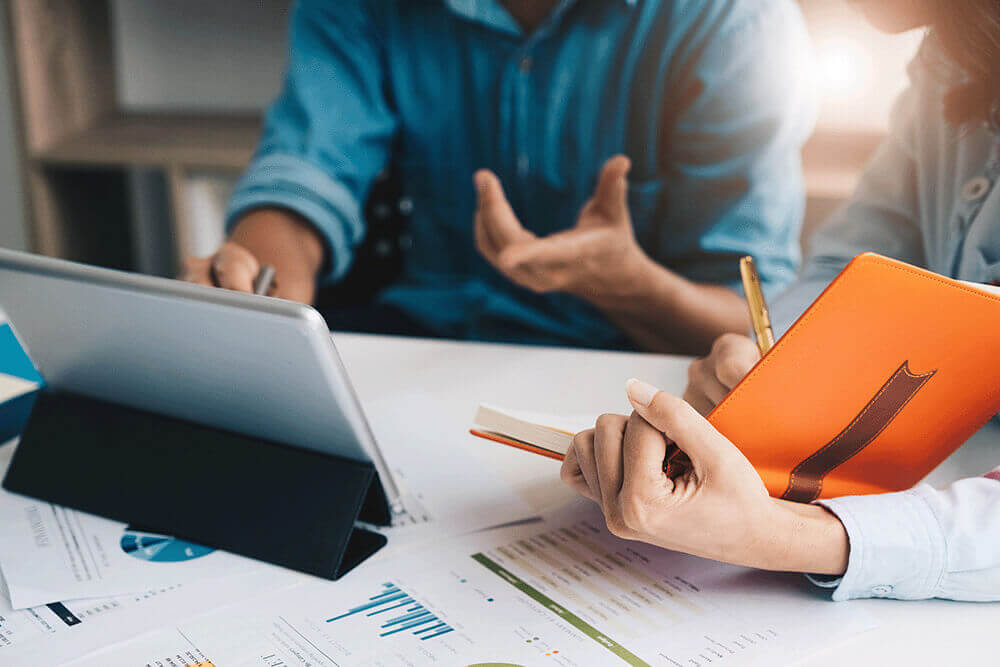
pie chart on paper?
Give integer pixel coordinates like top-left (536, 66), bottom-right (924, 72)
top-left (121, 530), bottom-right (215, 562)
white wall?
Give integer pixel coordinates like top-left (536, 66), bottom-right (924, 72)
top-left (0, 7), bottom-right (28, 251)
top-left (112, 0), bottom-right (289, 111)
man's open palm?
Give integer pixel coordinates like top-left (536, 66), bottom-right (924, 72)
top-left (474, 156), bottom-right (651, 302)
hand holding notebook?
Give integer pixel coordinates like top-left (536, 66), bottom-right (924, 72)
top-left (471, 253), bottom-right (1000, 502)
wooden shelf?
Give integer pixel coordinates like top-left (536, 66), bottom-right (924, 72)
top-left (33, 112), bottom-right (262, 170)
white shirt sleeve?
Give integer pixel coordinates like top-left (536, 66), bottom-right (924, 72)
top-left (806, 471), bottom-right (1000, 601)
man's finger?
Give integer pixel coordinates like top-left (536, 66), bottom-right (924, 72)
top-left (211, 243), bottom-right (260, 293)
top-left (474, 170), bottom-right (533, 251)
top-left (590, 155), bottom-right (631, 220)
top-left (180, 257), bottom-right (214, 286)
top-left (474, 211), bottom-right (500, 261)
top-left (625, 378), bottom-right (733, 468)
top-left (711, 334), bottom-right (761, 389)
top-left (687, 358), bottom-right (730, 406)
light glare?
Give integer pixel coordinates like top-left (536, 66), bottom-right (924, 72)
top-left (817, 38), bottom-right (871, 100)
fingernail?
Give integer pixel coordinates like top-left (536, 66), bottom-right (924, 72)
top-left (626, 378), bottom-right (659, 407)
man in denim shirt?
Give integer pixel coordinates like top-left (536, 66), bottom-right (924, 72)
top-left (185, 0), bottom-right (813, 353)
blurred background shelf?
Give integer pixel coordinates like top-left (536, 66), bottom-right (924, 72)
top-left (0, 0), bottom-right (922, 277)
top-left (34, 113), bottom-right (261, 169)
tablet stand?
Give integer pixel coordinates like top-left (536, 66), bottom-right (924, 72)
top-left (3, 391), bottom-right (390, 579)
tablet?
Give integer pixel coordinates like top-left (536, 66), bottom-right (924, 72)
top-left (0, 248), bottom-right (404, 514)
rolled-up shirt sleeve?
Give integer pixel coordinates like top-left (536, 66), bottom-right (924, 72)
top-left (658, 1), bottom-right (815, 299)
top-left (226, 0), bottom-right (397, 282)
top-left (807, 470), bottom-right (1000, 601)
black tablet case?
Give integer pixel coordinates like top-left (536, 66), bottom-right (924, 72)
top-left (2, 391), bottom-right (390, 579)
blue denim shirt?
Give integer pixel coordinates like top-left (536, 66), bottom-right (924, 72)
top-left (772, 38), bottom-right (1000, 602)
top-left (228, 0), bottom-right (813, 348)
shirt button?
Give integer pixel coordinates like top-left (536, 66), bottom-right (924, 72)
top-left (962, 176), bottom-right (991, 202)
top-left (871, 584), bottom-right (893, 596)
top-left (519, 55), bottom-right (533, 73)
top-left (398, 197), bottom-right (414, 216)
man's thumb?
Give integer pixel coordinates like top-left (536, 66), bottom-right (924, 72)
top-left (475, 170), bottom-right (512, 215)
top-left (625, 378), bottom-right (729, 466)
top-left (591, 155), bottom-right (631, 220)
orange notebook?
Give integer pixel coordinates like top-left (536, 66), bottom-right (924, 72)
top-left (472, 254), bottom-right (1000, 502)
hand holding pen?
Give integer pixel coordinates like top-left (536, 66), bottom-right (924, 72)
top-left (180, 241), bottom-right (278, 296)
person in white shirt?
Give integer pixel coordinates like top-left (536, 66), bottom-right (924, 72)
top-left (559, 0), bottom-right (1000, 601)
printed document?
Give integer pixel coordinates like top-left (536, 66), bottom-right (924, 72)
top-left (0, 568), bottom-right (305, 667)
top-left (77, 499), bottom-right (876, 666)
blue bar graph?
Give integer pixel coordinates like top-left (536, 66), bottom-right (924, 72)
top-left (326, 582), bottom-right (455, 642)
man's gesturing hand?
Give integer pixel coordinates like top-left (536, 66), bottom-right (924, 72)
top-left (560, 379), bottom-right (850, 575)
top-left (474, 156), bottom-right (653, 303)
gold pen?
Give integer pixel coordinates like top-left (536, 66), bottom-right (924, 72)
top-left (739, 256), bottom-right (775, 356)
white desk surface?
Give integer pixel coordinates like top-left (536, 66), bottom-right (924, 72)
top-left (334, 333), bottom-right (1000, 667)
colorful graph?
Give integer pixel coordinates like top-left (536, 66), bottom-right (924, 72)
top-left (326, 582), bottom-right (455, 640)
top-left (120, 530), bottom-right (215, 562)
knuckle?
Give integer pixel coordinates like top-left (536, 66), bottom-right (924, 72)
top-left (717, 357), bottom-right (749, 387)
top-left (711, 333), bottom-right (733, 355)
top-left (713, 333), bottom-right (745, 357)
top-left (596, 413), bottom-right (626, 434)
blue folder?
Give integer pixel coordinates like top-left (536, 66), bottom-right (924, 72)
top-left (0, 313), bottom-right (43, 444)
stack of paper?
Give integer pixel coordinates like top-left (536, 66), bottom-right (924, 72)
top-left (0, 398), bottom-right (880, 666)
top-left (28, 499), bottom-right (877, 667)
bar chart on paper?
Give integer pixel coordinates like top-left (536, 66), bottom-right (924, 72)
top-left (122, 504), bottom-right (873, 667)
top-left (326, 582), bottom-right (455, 641)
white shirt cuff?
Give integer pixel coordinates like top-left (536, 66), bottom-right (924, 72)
top-left (808, 486), bottom-right (947, 600)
